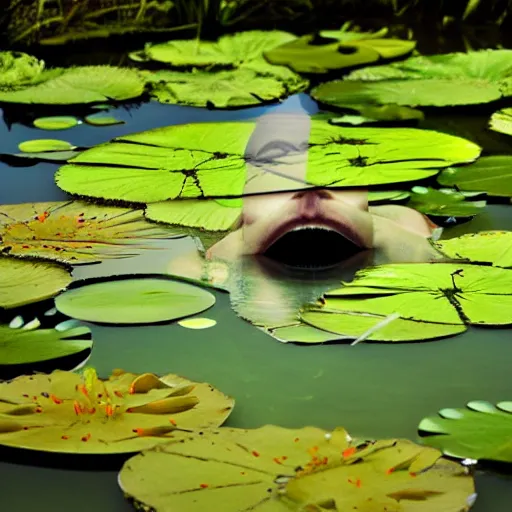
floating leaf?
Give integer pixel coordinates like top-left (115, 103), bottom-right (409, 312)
top-left (0, 66), bottom-right (145, 104)
top-left (0, 369), bottom-right (234, 454)
top-left (330, 104), bottom-right (424, 125)
top-left (264, 34), bottom-right (415, 74)
top-left (269, 324), bottom-right (344, 343)
top-left (55, 277), bottom-right (216, 325)
top-left (178, 318), bottom-right (217, 329)
top-left (33, 116), bottom-right (79, 130)
top-left (368, 190), bottom-right (410, 203)
top-left (0, 51), bottom-right (44, 88)
top-left (84, 113), bottom-right (125, 126)
top-left (489, 107), bottom-right (512, 137)
top-left (145, 62), bottom-right (308, 108)
top-left (56, 120), bottom-right (481, 202)
top-left (319, 26), bottom-right (389, 42)
top-left (406, 187), bottom-right (486, 217)
top-left (137, 31), bottom-right (296, 68)
top-left (438, 156), bottom-right (512, 198)
top-left (436, 231), bottom-right (512, 268)
top-left (419, 401), bottom-right (512, 462)
top-left (145, 199), bottom-right (241, 231)
top-left (0, 201), bottom-right (182, 264)
top-left (119, 425), bottom-right (475, 511)
top-left (301, 263), bottom-right (512, 342)
top-left (18, 139), bottom-right (75, 153)
top-left (0, 257), bottom-right (71, 309)
top-left (0, 324), bottom-right (92, 365)
top-left (12, 150), bottom-right (79, 162)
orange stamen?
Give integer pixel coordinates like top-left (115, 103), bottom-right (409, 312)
top-left (342, 447), bottom-right (357, 458)
top-left (114, 390), bottom-right (123, 398)
top-left (50, 394), bottom-right (62, 405)
top-left (409, 472), bottom-right (417, 478)
top-left (73, 401), bottom-right (83, 415)
top-left (105, 404), bottom-right (114, 417)
top-left (35, 407), bottom-right (43, 413)
top-left (200, 484), bottom-right (209, 489)
top-left (61, 435), bottom-right (69, 440)
top-left (251, 450), bottom-right (260, 457)
top-left (273, 457), bottom-right (283, 465)
top-left (81, 433), bottom-right (91, 442)
top-left (169, 419), bottom-right (177, 426)
top-left (386, 468), bottom-right (395, 475)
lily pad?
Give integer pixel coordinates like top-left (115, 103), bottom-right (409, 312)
top-left (368, 190), bottom-right (410, 203)
top-left (0, 369), bottom-right (234, 454)
top-left (264, 34), bottom-right (415, 74)
top-left (33, 116), bottom-right (79, 130)
top-left (489, 108), bottom-right (512, 137)
top-left (406, 186), bottom-right (486, 217)
top-left (0, 66), bottom-right (145, 104)
top-left (0, 51), bottom-right (44, 88)
top-left (438, 156), bottom-right (512, 198)
top-left (0, 324), bottom-right (92, 365)
top-left (145, 62), bottom-right (308, 108)
top-left (436, 231), bottom-right (512, 268)
top-left (319, 25), bottom-right (389, 42)
top-left (136, 31), bottom-right (297, 68)
top-left (178, 318), bottom-right (217, 329)
top-left (18, 139), bottom-right (75, 153)
top-left (11, 150), bottom-right (79, 162)
top-left (84, 113), bottom-right (125, 126)
top-left (301, 263), bottom-right (512, 342)
top-left (0, 201), bottom-right (181, 264)
top-left (54, 277), bottom-right (216, 325)
top-left (145, 199), bottom-right (241, 231)
top-left (0, 257), bottom-right (71, 309)
top-left (119, 425), bottom-right (475, 511)
top-left (419, 401), bottom-right (512, 462)
top-left (55, 120), bottom-right (481, 202)
top-left (330, 104), bottom-right (424, 125)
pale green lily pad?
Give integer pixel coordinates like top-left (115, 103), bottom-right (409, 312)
top-left (330, 104), bottom-right (424, 125)
top-left (0, 324), bottom-right (92, 365)
top-left (368, 190), bottom-right (410, 203)
top-left (145, 199), bottom-right (241, 231)
top-left (18, 139), bottom-right (75, 153)
top-left (270, 324), bottom-right (345, 343)
top-left (13, 150), bottom-right (79, 162)
top-left (419, 401), bottom-right (512, 462)
top-left (319, 25), bottom-right (389, 42)
top-left (137, 31), bottom-right (296, 68)
top-left (0, 51), bottom-right (44, 88)
top-left (489, 108), bottom-right (512, 136)
top-left (55, 277), bottom-right (216, 325)
top-left (406, 187), bottom-right (486, 217)
top-left (84, 113), bottom-right (125, 126)
top-left (264, 34), bottom-right (415, 74)
top-left (0, 257), bottom-right (71, 309)
top-left (301, 263), bottom-right (512, 342)
top-left (33, 116), bottom-right (79, 130)
top-left (438, 156), bottom-right (512, 198)
top-left (436, 231), bottom-right (512, 268)
top-left (146, 62), bottom-right (308, 108)
top-left (178, 318), bottom-right (217, 329)
top-left (0, 66), bottom-right (145, 104)
top-left (55, 120), bottom-right (481, 202)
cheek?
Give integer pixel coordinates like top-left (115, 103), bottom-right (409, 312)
top-left (332, 190), bottom-right (368, 210)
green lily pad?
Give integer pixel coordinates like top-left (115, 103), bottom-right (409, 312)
top-left (0, 66), bottom-right (145, 104)
top-left (438, 156), bottom-right (512, 198)
top-left (0, 257), bottom-right (71, 309)
top-left (18, 139), bottom-right (75, 153)
top-left (330, 104), bottom-right (424, 125)
top-left (137, 30), bottom-right (296, 68)
top-left (12, 150), bottom-right (79, 162)
top-left (319, 25), bottom-right (389, 42)
top-left (0, 51), bottom-right (44, 88)
top-left (55, 120), bottom-right (481, 202)
top-left (33, 116), bottom-right (79, 130)
top-left (55, 277), bottom-right (216, 325)
top-left (0, 324), bottom-right (92, 365)
top-left (0, 369), bottom-right (234, 454)
top-left (178, 318), bottom-right (217, 329)
top-left (145, 199), bottom-right (241, 231)
top-left (368, 190), bottom-right (410, 203)
top-left (436, 231), bottom-right (512, 268)
top-left (406, 186), bottom-right (486, 217)
top-left (419, 401), bottom-right (512, 462)
top-left (119, 425), bottom-right (475, 512)
top-left (264, 34), bottom-right (415, 74)
top-left (270, 323), bottom-right (345, 343)
top-left (301, 263), bottom-right (512, 342)
top-left (0, 201), bottom-right (181, 265)
top-left (145, 62), bottom-right (308, 108)
top-left (84, 113), bottom-right (125, 126)
top-left (489, 107), bottom-right (512, 137)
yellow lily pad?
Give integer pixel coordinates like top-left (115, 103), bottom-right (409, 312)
top-left (178, 318), bottom-right (217, 329)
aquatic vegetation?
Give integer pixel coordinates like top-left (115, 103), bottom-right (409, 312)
top-left (118, 425), bottom-right (475, 511)
top-left (84, 113), bottom-right (125, 126)
top-left (0, 257), bottom-right (71, 309)
top-left (18, 139), bottom-right (75, 153)
top-left (419, 401), bottom-right (512, 463)
top-left (33, 116), bottom-right (79, 130)
top-left (313, 50), bottom-right (512, 108)
top-left (0, 369), bottom-right (234, 454)
top-left (54, 277), bottom-right (216, 325)
top-left (489, 108), bottom-right (512, 137)
top-left (300, 263), bottom-right (512, 342)
top-left (178, 317), bottom-right (217, 329)
top-left (0, 51), bottom-right (44, 87)
top-left (436, 231), bottom-right (512, 268)
top-left (55, 120), bottom-right (481, 203)
top-left (263, 33), bottom-right (415, 74)
top-left (438, 156), bottom-right (512, 198)
top-left (0, 323), bottom-right (92, 365)
top-left (329, 104), bottom-right (425, 126)
top-left (0, 201), bottom-right (182, 264)
top-left (367, 190), bottom-right (411, 203)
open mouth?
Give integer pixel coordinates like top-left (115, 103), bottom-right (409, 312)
top-left (263, 226), bottom-right (364, 269)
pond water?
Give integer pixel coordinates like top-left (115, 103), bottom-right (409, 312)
top-left (1, 37), bottom-right (512, 511)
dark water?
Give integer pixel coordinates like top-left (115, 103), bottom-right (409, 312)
top-left (1, 47), bottom-right (512, 512)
